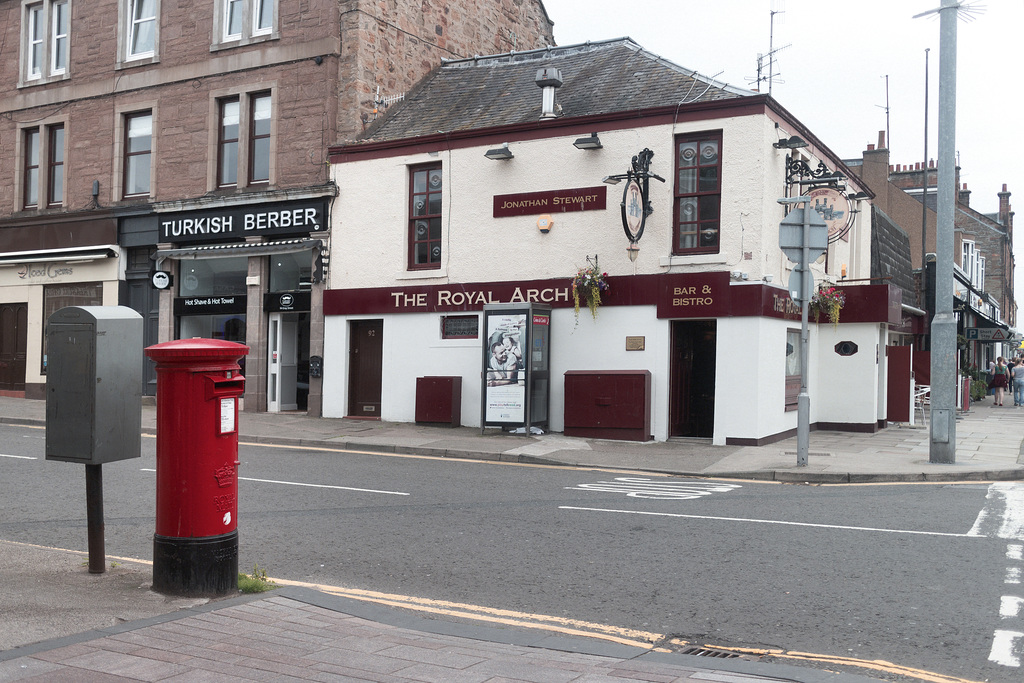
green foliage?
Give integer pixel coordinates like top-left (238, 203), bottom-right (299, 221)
top-left (238, 563), bottom-right (277, 593)
top-left (970, 378), bottom-right (988, 401)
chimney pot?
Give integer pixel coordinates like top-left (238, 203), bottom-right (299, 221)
top-left (868, 144), bottom-right (875, 151)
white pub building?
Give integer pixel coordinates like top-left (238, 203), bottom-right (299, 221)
top-left (321, 39), bottom-right (902, 446)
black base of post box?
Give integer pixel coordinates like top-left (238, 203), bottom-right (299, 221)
top-left (153, 531), bottom-right (238, 597)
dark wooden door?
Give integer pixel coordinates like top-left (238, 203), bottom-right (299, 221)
top-left (348, 319), bottom-right (383, 418)
top-left (669, 320), bottom-right (716, 438)
top-left (0, 303), bottom-right (28, 393)
top-left (886, 345), bottom-right (913, 423)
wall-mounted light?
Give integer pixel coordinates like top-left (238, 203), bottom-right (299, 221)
top-left (626, 243), bottom-right (639, 262)
top-left (847, 191), bottom-right (870, 201)
top-left (573, 133), bottom-right (602, 150)
top-left (602, 175), bottom-right (621, 185)
top-left (484, 143), bottom-right (514, 160)
top-left (773, 135), bottom-right (808, 149)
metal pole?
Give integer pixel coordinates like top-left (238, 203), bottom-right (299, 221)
top-left (921, 48), bottom-right (929, 307)
top-left (85, 463), bottom-right (105, 574)
top-left (929, 0), bottom-right (957, 463)
top-left (797, 205), bottom-right (811, 467)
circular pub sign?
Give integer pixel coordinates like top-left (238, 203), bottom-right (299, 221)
top-left (808, 187), bottom-right (851, 240)
top-left (622, 178), bottom-right (644, 241)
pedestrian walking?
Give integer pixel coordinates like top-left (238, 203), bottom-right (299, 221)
top-left (989, 356), bottom-right (1009, 406)
top-left (1012, 357), bottom-right (1024, 407)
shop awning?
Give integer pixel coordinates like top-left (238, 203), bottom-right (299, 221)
top-left (972, 309), bottom-right (1010, 331)
top-left (0, 245), bottom-right (119, 266)
top-left (154, 238), bottom-right (322, 264)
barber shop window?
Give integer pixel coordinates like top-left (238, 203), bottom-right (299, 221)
top-left (178, 256), bottom-right (248, 297)
top-left (673, 131), bottom-right (722, 255)
top-left (269, 252), bottom-right (312, 292)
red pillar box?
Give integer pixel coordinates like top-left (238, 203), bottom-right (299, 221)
top-left (145, 339), bottom-right (249, 597)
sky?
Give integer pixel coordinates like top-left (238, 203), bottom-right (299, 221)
top-left (540, 0), bottom-right (1023, 308)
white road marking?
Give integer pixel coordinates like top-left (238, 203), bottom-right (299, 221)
top-left (1005, 567), bottom-right (1022, 585)
top-left (139, 469), bottom-right (408, 496)
top-left (1000, 596), bottom-right (1024, 619)
top-left (0, 453), bottom-right (36, 459)
top-left (968, 483), bottom-right (1024, 541)
top-left (988, 630), bottom-right (1024, 667)
top-left (559, 506), bottom-right (974, 537)
top-left (1008, 544), bottom-right (1024, 561)
top-left (567, 477), bottom-right (741, 500)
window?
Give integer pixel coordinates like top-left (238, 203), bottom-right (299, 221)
top-left (673, 132), bottom-right (722, 255)
top-left (249, 93), bottom-right (271, 184)
top-left (408, 164), bottom-right (443, 269)
top-left (22, 0), bottom-right (68, 84)
top-left (47, 124), bottom-right (64, 206)
top-left (126, 0), bottom-right (157, 61)
top-left (22, 124), bottom-right (65, 208)
top-left (124, 112), bottom-right (152, 197)
top-left (216, 0), bottom-right (275, 46)
top-left (441, 315), bottom-right (479, 340)
top-left (216, 91), bottom-right (273, 189)
top-left (218, 98), bottom-right (240, 187)
top-left (23, 129), bottom-right (40, 209)
top-left (785, 329), bottom-right (800, 411)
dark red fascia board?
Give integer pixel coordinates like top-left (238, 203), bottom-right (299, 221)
top-left (328, 95), bottom-right (773, 164)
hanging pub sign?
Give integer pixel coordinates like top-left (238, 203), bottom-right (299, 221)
top-left (809, 187), bottom-right (852, 242)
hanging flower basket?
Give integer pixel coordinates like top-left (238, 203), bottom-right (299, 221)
top-left (809, 285), bottom-right (846, 328)
top-left (571, 264), bottom-right (609, 323)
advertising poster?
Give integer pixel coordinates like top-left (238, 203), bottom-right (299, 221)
top-left (484, 312), bottom-right (527, 423)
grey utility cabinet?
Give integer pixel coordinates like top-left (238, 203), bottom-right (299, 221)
top-left (45, 306), bottom-right (143, 464)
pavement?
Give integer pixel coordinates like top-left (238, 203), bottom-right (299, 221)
top-left (1, 394), bottom-right (1022, 682)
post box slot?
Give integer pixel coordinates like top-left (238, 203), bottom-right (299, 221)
top-left (204, 375), bottom-right (246, 401)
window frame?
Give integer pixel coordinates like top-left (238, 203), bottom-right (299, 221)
top-left (21, 0), bottom-right (70, 85)
top-left (248, 92), bottom-right (272, 185)
top-left (407, 163), bottom-right (443, 271)
top-left (217, 97), bottom-right (241, 188)
top-left (123, 111), bottom-right (153, 198)
top-left (672, 131), bottom-right (723, 256)
top-left (50, 0), bottom-right (68, 75)
top-left (23, 128), bottom-right (41, 209)
top-left (213, 0), bottom-right (277, 50)
top-left (47, 123), bottom-right (65, 207)
top-left (120, 0), bottom-right (159, 65)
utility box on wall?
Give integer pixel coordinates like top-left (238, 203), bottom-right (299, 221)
top-left (563, 370), bottom-right (652, 442)
top-left (45, 306), bottom-right (143, 464)
top-left (415, 376), bottom-right (462, 427)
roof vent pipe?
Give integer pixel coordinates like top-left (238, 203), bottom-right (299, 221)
top-left (535, 68), bottom-right (563, 120)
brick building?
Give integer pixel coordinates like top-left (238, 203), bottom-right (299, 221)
top-left (852, 130), bottom-right (1016, 377)
top-left (0, 0), bottom-right (554, 413)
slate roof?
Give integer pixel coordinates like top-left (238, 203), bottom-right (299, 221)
top-left (358, 38), bottom-right (756, 143)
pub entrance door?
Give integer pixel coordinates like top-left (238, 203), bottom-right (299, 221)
top-left (669, 320), bottom-right (716, 438)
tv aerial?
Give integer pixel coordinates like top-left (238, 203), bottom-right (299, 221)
top-left (746, 8), bottom-right (789, 95)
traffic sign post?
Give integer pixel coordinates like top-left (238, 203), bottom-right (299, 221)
top-left (778, 197), bottom-right (828, 467)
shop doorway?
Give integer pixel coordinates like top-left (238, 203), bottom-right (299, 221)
top-left (669, 320), bottom-right (717, 438)
top-left (267, 312), bottom-right (310, 412)
top-left (0, 303), bottom-right (27, 394)
top-left (348, 319), bottom-right (383, 418)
